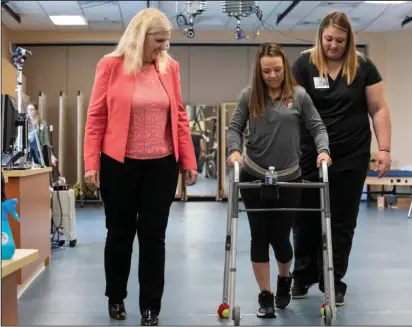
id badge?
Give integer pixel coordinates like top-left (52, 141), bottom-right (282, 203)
top-left (313, 77), bottom-right (329, 89)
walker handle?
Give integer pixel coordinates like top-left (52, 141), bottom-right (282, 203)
top-left (320, 160), bottom-right (329, 183)
top-left (233, 160), bottom-right (240, 183)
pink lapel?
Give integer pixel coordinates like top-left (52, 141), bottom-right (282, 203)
top-left (123, 72), bottom-right (135, 113)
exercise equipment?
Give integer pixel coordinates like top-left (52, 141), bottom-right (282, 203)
top-left (8, 45), bottom-right (31, 169)
top-left (77, 90), bottom-right (85, 196)
top-left (365, 169), bottom-right (412, 218)
top-left (218, 160), bottom-right (336, 326)
top-left (51, 188), bottom-right (77, 247)
top-left (58, 91), bottom-right (67, 177)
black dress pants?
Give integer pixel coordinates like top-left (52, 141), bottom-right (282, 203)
top-left (292, 154), bottom-right (369, 295)
top-left (99, 152), bottom-right (179, 314)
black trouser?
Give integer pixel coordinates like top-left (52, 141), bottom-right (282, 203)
top-left (240, 169), bottom-right (301, 264)
top-left (99, 152), bottom-right (179, 314)
top-left (292, 156), bottom-right (369, 295)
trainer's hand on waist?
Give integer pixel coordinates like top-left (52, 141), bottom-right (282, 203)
top-left (317, 152), bottom-right (332, 167)
top-left (184, 169), bottom-right (198, 186)
top-left (84, 170), bottom-right (100, 191)
top-left (227, 151), bottom-right (243, 168)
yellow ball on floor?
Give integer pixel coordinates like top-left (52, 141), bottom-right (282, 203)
top-left (222, 308), bottom-right (230, 318)
top-left (320, 303), bottom-right (326, 316)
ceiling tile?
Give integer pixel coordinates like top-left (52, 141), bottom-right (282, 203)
top-left (19, 13), bottom-right (57, 30)
top-left (6, 1), bottom-right (44, 14)
top-left (304, 6), bottom-right (354, 22)
top-left (81, 1), bottom-right (121, 21)
top-left (1, 11), bottom-right (24, 30)
top-left (360, 1), bottom-right (412, 28)
top-left (89, 20), bottom-right (124, 31)
top-left (38, 1), bottom-right (82, 15)
top-left (118, 1), bottom-right (147, 20)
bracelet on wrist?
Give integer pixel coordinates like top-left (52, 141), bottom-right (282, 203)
top-left (379, 149), bottom-right (390, 153)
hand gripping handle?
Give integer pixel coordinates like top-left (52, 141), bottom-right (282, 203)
top-left (319, 160), bottom-right (329, 183)
top-left (233, 160), bottom-right (240, 183)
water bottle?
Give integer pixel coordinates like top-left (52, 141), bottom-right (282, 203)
top-left (2, 198), bottom-right (20, 260)
top-left (265, 166), bottom-right (278, 185)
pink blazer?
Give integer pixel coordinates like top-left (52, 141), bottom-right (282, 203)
top-left (84, 55), bottom-right (196, 173)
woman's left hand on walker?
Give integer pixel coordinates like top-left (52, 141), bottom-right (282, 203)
top-left (317, 152), bottom-right (332, 167)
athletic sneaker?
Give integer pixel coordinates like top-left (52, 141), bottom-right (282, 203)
top-left (292, 280), bottom-right (315, 299)
top-left (275, 274), bottom-right (292, 309)
top-left (257, 290), bottom-right (276, 318)
top-left (335, 292), bottom-right (345, 306)
top-left (319, 283), bottom-right (345, 307)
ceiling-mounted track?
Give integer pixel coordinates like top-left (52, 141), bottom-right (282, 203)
top-left (276, 0), bottom-right (300, 25)
top-left (401, 15), bottom-right (412, 27)
top-left (1, 2), bottom-right (21, 23)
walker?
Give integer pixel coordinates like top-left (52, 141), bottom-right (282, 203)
top-left (217, 160), bottom-right (336, 326)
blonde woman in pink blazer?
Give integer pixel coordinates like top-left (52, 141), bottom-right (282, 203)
top-left (83, 8), bottom-right (197, 326)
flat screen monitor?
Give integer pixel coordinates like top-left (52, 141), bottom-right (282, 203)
top-left (1, 94), bottom-right (18, 153)
top-left (28, 129), bottom-right (45, 166)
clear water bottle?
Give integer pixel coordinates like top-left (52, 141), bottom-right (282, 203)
top-left (265, 166), bottom-right (278, 185)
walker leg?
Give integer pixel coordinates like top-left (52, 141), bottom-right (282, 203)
top-left (228, 170), bottom-right (240, 325)
top-left (220, 171), bottom-right (233, 305)
top-left (320, 178), bottom-right (336, 325)
top-left (218, 162), bottom-right (241, 324)
top-left (218, 167), bottom-right (235, 319)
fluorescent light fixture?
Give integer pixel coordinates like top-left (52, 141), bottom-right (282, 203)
top-left (49, 15), bottom-right (87, 26)
top-left (365, 1), bottom-right (407, 3)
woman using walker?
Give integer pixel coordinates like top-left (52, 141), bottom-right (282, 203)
top-left (226, 42), bottom-right (332, 318)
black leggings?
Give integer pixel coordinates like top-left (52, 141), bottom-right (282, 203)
top-left (239, 169), bottom-right (301, 264)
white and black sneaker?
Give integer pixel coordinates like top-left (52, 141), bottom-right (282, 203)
top-left (257, 290), bottom-right (276, 318)
top-left (275, 274), bottom-right (292, 309)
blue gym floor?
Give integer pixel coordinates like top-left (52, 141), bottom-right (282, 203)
top-left (18, 201), bottom-right (412, 325)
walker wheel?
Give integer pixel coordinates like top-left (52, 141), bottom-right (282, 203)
top-left (233, 306), bottom-right (240, 326)
top-left (321, 304), bottom-right (332, 326)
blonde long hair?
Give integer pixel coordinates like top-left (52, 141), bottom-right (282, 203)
top-left (310, 11), bottom-right (362, 85)
top-left (249, 43), bottom-right (298, 119)
top-left (108, 8), bottom-right (172, 75)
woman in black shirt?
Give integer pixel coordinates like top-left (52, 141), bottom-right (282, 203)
top-left (291, 11), bottom-right (392, 307)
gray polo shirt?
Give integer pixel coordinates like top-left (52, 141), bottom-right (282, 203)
top-left (227, 86), bottom-right (330, 181)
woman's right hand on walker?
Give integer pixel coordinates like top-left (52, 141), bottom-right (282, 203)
top-left (317, 152), bottom-right (332, 167)
top-left (227, 151), bottom-right (243, 168)
top-left (85, 170), bottom-right (100, 191)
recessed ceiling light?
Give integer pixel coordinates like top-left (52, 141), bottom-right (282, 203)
top-left (365, 1), bottom-right (407, 3)
top-left (49, 15), bottom-right (88, 26)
